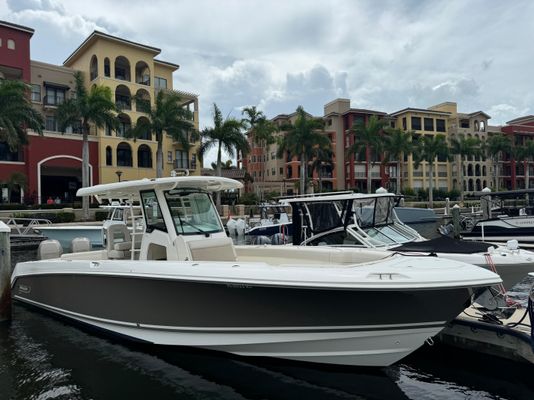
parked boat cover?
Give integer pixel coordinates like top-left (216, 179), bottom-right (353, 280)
top-left (393, 235), bottom-right (495, 254)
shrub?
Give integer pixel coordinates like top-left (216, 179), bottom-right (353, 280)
top-left (238, 192), bottom-right (259, 205)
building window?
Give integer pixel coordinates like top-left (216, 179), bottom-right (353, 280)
top-left (90, 55), bottom-right (98, 81)
top-left (45, 116), bottom-right (58, 132)
top-left (117, 142), bottom-right (133, 166)
top-left (436, 119), bottom-right (446, 132)
top-left (424, 118), bottom-right (434, 131)
top-left (272, 168), bottom-right (276, 176)
top-left (411, 117), bottom-right (422, 130)
top-left (0, 142), bottom-right (22, 161)
top-left (460, 119), bottom-right (470, 129)
top-left (0, 38), bottom-right (2, 47)
top-left (402, 117), bottom-right (407, 130)
top-left (154, 76), bottom-right (167, 90)
top-left (31, 84), bottom-right (41, 102)
top-left (105, 146), bottom-right (112, 166)
top-left (104, 58), bottom-right (110, 77)
top-left (138, 145), bottom-right (152, 168)
top-left (175, 150), bottom-right (188, 169)
top-left (280, 167), bottom-right (283, 175)
top-left (7, 39), bottom-right (15, 50)
top-left (105, 123), bottom-right (112, 136)
top-left (45, 87), bottom-right (66, 106)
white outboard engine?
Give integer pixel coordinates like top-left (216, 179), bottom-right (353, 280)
top-left (226, 218), bottom-right (237, 236)
top-left (71, 237), bottom-right (91, 253)
top-left (254, 236), bottom-right (272, 245)
top-left (235, 218), bottom-right (246, 236)
top-left (271, 233), bottom-right (288, 245)
top-left (38, 239), bottom-right (63, 260)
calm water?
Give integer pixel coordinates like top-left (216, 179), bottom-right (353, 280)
top-left (2, 225), bottom-right (534, 400)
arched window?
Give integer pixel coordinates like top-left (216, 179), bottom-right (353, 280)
top-left (480, 121), bottom-right (486, 132)
top-left (115, 85), bottom-right (131, 111)
top-left (104, 57), bottom-right (110, 77)
top-left (135, 89), bottom-right (151, 113)
top-left (136, 116), bottom-right (152, 140)
top-left (117, 114), bottom-right (131, 137)
top-left (114, 56), bottom-right (131, 81)
top-left (117, 142), bottom-right (132, 167)
top-left (482, 165), bottom-right (487, 176)
top-left (135, 61), bottom-right (150, 85)
top-left (90, 55), bottom-right (98, 81)
top-left (106, 146), bottom-right (113, 166)
top-left (7, 39), bottom-right (15, 50)
top-left (137, 145), bottom-right (152, 168)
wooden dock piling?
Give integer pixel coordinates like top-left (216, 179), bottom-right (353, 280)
top-left (0, 221), bottom-right (11, 322)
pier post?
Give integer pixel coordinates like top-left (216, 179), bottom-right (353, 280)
top-left (445, 198), bottom-right (450, 216)
top-left (0, 221), bottom-right (11, 322)
top-left (452, 204), bottom-right (461, 239)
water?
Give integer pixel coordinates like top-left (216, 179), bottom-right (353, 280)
top-left (3, 232), bottom-right (534, 400)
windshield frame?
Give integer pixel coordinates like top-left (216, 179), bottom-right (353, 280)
top-left (164, 189), bottom-right (224, 236)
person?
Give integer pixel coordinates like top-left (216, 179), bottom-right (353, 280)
top-left (46, 196), bottom-right (54, 205)
top-left (54, 196), bottom-right (61, 204)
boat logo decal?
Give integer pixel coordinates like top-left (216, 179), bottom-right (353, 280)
top-left (18, 284), bottom-right (31, 294)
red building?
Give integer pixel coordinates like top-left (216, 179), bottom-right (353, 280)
top-left (500, 115), bottom-right (534, 190)
top-left (0, 20), bottom-right (99, 204)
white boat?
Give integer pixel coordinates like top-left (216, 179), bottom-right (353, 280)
top-left (11, 176), bottom-right (500, 367)
top-left (285, 191), bottom-right (534, 291)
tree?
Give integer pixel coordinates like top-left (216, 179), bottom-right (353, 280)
top-left (130, 90), bottom-right (194, 178)
top-left (413, 134), bottom-right (449, 208)
top-left (310, 145), bottom-right (333, 193)
top-left (516, 140), bottom-right (534, 189)
top-left (56, 71), bottom-right (117, 220)
top-left (199, 104), bottom-right (250, 207)
top-left (450, 134), bottom-right (481, 203)
top-left (0, 79), bottom-right (43, 150)
top-left (485, 134), bottom-right (512, 190)
top-left (347, 115), bottom-right (388, 193)
top-left (382, 128), bottom-right (413, 194)
top-left (276, 106), bottom-right (328, 195)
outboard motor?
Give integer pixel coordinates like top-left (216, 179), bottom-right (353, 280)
top-left (226, 218), bottom-right (237, 236)
top-left (235, 219), bottom-right (246, 236)
top-left (254, 236), bottom-right (272, 245)
top-left (38, 239), bottom-right (63, 260)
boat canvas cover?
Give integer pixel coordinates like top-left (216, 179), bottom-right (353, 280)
top-left (393, 235), bottom-right (495, 254)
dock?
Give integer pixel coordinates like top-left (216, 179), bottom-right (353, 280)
top-left (439, 302), bottom-right (534, 364)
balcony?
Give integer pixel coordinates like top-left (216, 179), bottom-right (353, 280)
top-left (174, 159), bottom-right (196, 170)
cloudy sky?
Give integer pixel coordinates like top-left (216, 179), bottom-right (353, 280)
top-left (2, 0), bottom-right (533, 164)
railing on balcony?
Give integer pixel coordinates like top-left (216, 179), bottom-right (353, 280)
top-left (174, 159), bottom-right (196, 170)
top-left (136, 99), bottom-right (151, 113)
top-left (116, 96), bottom-right (131, 111)
top-left (43, 95), bottom-right (65, 107)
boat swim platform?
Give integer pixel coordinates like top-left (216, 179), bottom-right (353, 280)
top-left (438, 304), bottom-right (534, 364)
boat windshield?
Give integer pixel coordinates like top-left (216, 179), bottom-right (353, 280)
top-left (164, 190), bottom-right (223, 235)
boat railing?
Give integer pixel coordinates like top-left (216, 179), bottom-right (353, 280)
top-left (0, 217), bottom-right (52, 237)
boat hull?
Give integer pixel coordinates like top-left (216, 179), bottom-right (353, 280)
top-left (12, 272), bottom-right (475, 367)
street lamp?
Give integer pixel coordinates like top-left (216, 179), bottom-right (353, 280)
top-left (116, 170), bottom-right (123, 182)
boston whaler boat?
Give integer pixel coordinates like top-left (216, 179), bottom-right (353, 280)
top-left (11, 177), bottom-right (500, 367)
top-left (284, 191), bottom-right (534, 291)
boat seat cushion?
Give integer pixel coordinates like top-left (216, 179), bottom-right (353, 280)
top-left (114, 241), bottom-right (132, 251)
top-left (187, 237), bottom-right (237, 261)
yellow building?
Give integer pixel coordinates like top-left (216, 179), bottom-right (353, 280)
top-left (390, 107), bottom-right (452, 191)
top-left (63, 31), bottom-right (199, 184)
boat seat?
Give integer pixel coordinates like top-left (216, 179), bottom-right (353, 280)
top-left (105, 222), bottom-right (132, 259)
top-left (187, 236), bottom-right (237, 262)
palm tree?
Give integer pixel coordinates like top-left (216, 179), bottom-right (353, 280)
top-left (242, 106), bottom-right (277, 195)
top-left (310, 145), bottom-right (333, 192)
top-left (0, 79), bottom-right (43, 150)
top-left (130, 90), bottom-right (194, 178)
top-left (414, 134), bottom-right (449, 208)
top-left (276, 106), bottom-right (328, 195)
top-left (199, 103), bottom-right (250, 207)
top-left (382, 128), bottom-right (413, 194)
top-left (486, 134), bottom-right (512, 190)
top-left (56, 71), bottom-right (117, 220)
top-left (450, 134), bottom-right (481, 203)
top-left (516, 140), bottom-right (534, 189)
top-left (347, 115), bottom-right (388, 193)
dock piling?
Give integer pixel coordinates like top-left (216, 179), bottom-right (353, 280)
top-left (0, 221), bottom-right (11, 322)
top-left (452, 204), bottom-right (461, 239)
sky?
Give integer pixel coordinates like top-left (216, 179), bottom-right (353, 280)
top-left (2, 0), bottom-right (533, 165)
